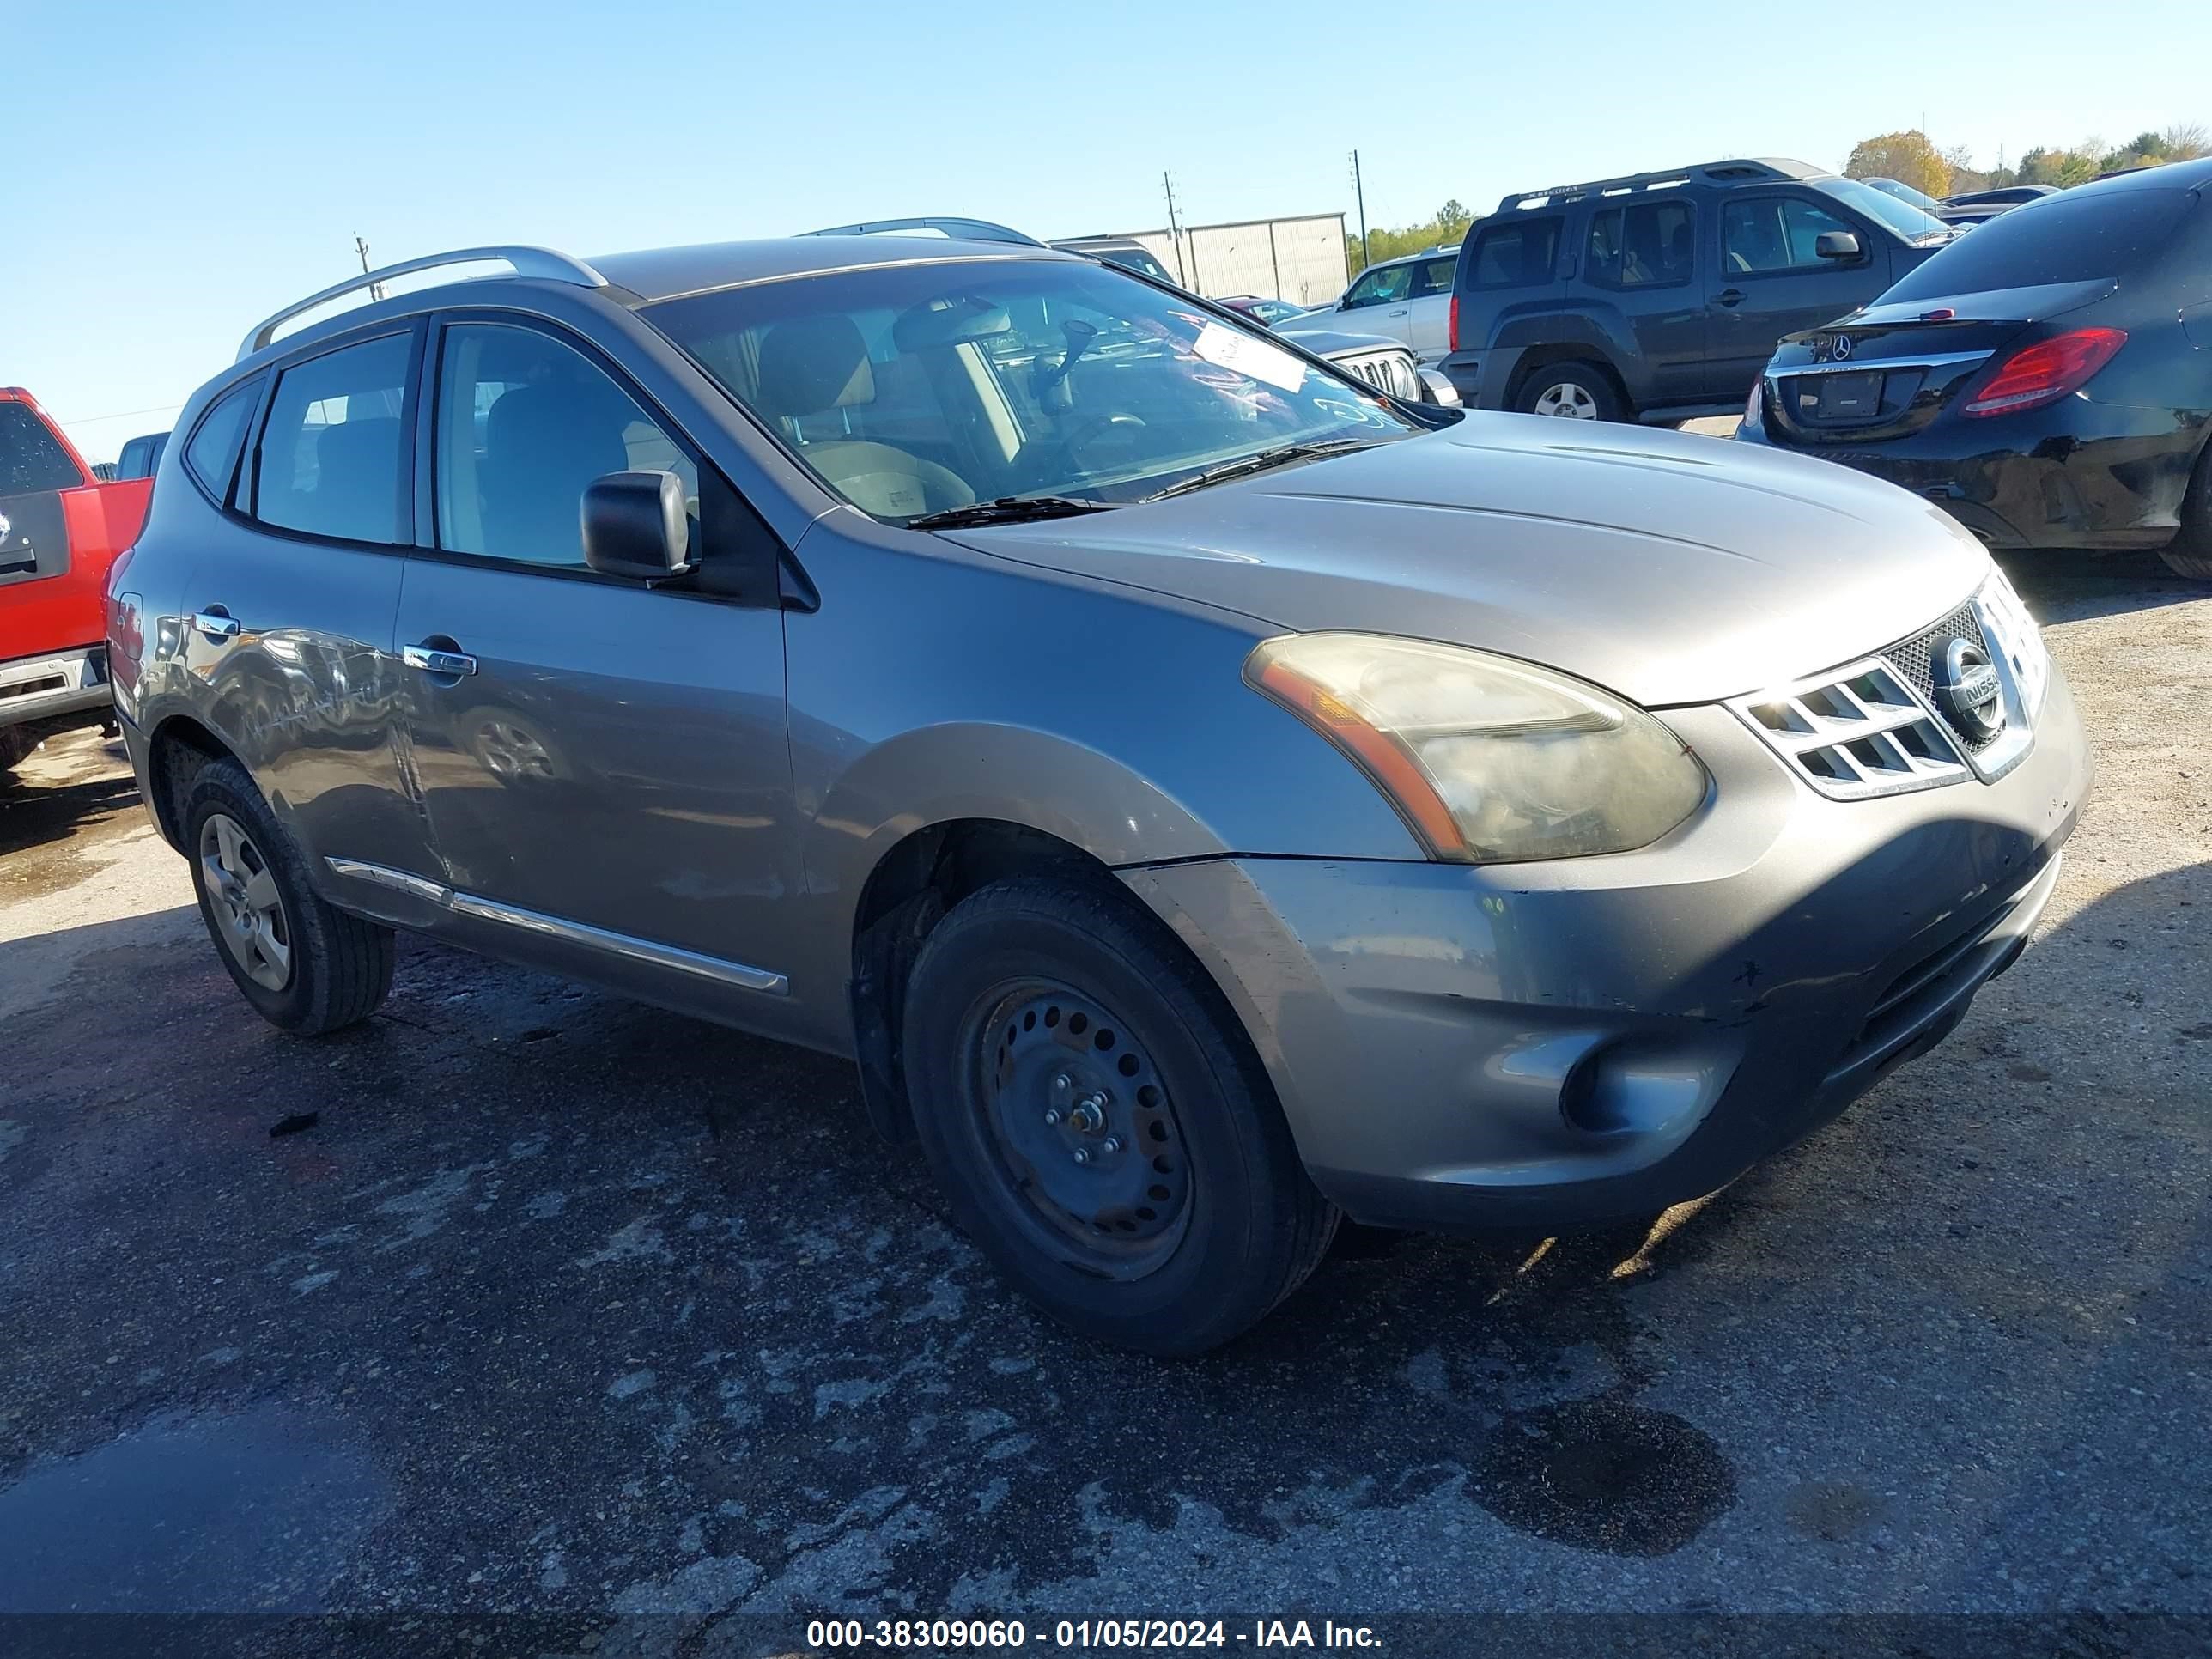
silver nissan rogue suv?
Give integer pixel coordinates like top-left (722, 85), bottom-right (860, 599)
top-left (108, 237), bottom-right (2089, 1354)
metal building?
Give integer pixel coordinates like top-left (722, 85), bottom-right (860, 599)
top-left (1067, 213), bottom-right (1349, 306)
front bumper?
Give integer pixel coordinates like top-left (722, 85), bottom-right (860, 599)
top-left (1740, 399), bottom-right (2207, 550)
top-left (0, 644), bottom-right (109, 731)
top-left (1123, 663), bottom-right (2090, 1231)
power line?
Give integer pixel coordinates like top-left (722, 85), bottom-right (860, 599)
top-left (57, 402), bottom-right (187, 425)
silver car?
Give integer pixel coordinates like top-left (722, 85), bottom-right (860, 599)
top-left (110, 236), bottom-right (2088, 1354)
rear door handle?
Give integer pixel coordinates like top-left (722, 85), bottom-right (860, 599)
top-left (1717, 288), bottom-right (1746, 308)
top-left (191, 610), bottom-right (241, 642)
top-left (402, 643), bottom-right (477, 677)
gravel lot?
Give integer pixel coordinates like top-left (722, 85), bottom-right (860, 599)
top-left (1, 544), bottom-right (2206, 1649)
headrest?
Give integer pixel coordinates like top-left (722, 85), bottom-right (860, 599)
top-left (755, 315), bottom-right (876, 419)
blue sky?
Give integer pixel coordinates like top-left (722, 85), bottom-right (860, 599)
top-left (8, 0), bottom-right (2207, 460)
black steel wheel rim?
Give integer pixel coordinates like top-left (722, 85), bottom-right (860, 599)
top-left (966, 981), bottom-right (1194, 1279)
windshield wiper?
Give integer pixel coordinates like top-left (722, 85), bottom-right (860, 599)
top-left (907, 495), bottom-right (1118, 530)
top-left (1138, 438), bottom-right (1381, 503)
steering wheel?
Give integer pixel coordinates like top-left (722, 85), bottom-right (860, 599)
top-left (1061, 411), bottom-right (1148, 450)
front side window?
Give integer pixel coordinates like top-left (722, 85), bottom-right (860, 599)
top-left (254, 334), bottom-right (411, 544)
top-left (1723, 197), bottom-right (1858, 275)
top-left (434, 324), bottom-right (697, 568)
top-left (1465, 218), bottom-right (1561, 289)
top-left (643, 258), bottom-right (1417, 524)
top-left (0, 402), bottom-right (86, 497)
top-left (1584, 202), bottom-right (1697, 288)
top-left (1345, 263), bottom-right (1413, 307)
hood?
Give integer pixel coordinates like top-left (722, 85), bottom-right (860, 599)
top-left (1274, 325), bottom-right (1407, 357)
top-left (944, 415), bottom-right (1990, 707)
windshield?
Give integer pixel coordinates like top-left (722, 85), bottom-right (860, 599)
top-left (1880, 188), bottom-right (2189, 302)
top-left (1094, 246), bottom-right (1173, 283)
top-left (643, 258), bottom-right (1419, 523)
top-left (1866, 177), bottom-right (1940, 211)
top-left (1818, 176), bottom-right (1952, 242)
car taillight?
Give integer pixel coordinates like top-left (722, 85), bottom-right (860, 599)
top-left (1962, 327), bottom-right (2126, 417)
top-left (1448, 294), bottom-right (1460, 354)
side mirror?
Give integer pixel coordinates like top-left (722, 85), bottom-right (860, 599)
top-left (1815, 230), bottom-right (1863, 262)
top-left (582, 471), bottom-right (691, 582)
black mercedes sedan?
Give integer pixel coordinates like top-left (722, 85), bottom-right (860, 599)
top-left (1739, 157), bottom-right (2212, 581)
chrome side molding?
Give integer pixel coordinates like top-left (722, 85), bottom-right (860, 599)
top-left (325, 857), bottom-right (452, 904)
top-left (323, 857), bottom-right (787, 995)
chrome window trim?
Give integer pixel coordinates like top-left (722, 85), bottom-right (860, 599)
top-left (323, 858), bottom-right (787, 994)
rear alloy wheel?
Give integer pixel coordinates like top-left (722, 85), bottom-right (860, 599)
top-left (1516, 362), bottom-right (1623, 422)
top-left (2158, 441), bottom-right (2212, 583)
top-left (183, 758), bottom-right (396, 1034)
top-left (902, 876), bottom-right (1338, 1355)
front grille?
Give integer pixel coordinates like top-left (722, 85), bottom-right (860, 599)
top-left (1336, 350), bottom-right (1420, 401)
top-left (1734, 658), bottom-right (1972, 799)
top-left (1881, 603), bottom-right (1997, 752)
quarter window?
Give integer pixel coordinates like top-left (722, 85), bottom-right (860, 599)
top-left (434, 324), bottom-right (696, 569)
top-left (185, 380), bottom-right (260, 501)
top-left (253, 335), bottom-right (412, 544)
top-left (1722, 197), bottom-right (1856, 275)
top-left (1464, 218), bottom-right (1562, 289)
top-left (1584, 202), bottom-right (1696, 288)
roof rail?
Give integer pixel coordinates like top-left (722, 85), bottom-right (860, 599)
top-left (1496, 157), bottom-right (1809, 213)
top-left (237, 246), bottom-right (608, 362)
top-left (797, 216), bottom-right (1047, 248)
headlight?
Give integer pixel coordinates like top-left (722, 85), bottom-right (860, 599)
top-left (1974, 565), bottom-right (2048, 719)
top-left (1245, 633), bottom-right (1708, 863)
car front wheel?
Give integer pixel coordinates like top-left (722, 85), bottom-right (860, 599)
top-left (183, 758), bottom-right (395, 1034)
top-left (902, 875), bottom-right (1338, 1355)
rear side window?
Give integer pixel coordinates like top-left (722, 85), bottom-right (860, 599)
top-left (253, 334), bottom-right (412, 544)
top-left (0, 402), bottom-right (86, 496)
top-left (1463, 218), bottom-right (1561, 289)
top-left (1408, 255), bottom-right (1459, 299)
top-left (185, 381), bottom-right (259, 501)
top-left (1585, 201), bottom-right (1696, 288)
top-left (1881, 190), bottom-right (2190, 302)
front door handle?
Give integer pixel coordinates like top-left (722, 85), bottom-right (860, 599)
top-left (402, 643), bottom-right (477, 677)
top-left (1385, 307), bottom-right (1409, 317)
top-left (1717, 288), bottom-right (1746, 308)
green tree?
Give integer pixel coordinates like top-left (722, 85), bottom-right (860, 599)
top-left (1844, 130), bottom-right (1951, 197)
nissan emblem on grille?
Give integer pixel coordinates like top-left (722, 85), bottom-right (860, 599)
top-left (1934, 638), bottom-right (2005, 741)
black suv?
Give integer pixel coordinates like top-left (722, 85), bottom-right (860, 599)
top-left (1439, 158), bottom-right (1955, 423)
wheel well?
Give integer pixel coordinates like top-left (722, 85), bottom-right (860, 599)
top-left (848, 819), bottom-right (1116, 1145)
top-left (1507, 347), bottom-right (1631, 414)
top-left (144, 715), bottom-right (231, 848)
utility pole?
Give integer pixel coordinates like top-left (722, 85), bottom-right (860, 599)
top-left (1348, 150), bottom-right (1370, 271)
top-left (355, 234), bottom-right (386, 301)
top-left (1161, 172), bottom-right (1188, 287)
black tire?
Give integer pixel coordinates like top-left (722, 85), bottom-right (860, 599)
top-left (2159, 441), bottom-right (2212, 582)
top-left (182, 757), bottom-right (395, 1035)
top-left (902, 875), bottom-right (1338, 1356)
top-left (1513, 360), bottom-right (1626, 422)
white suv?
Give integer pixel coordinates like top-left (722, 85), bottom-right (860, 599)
top-left (1305, 247), bottom-right (1459, 362)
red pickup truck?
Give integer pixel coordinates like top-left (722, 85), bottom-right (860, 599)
top-left (2, 387), bottom-right (153, 781)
